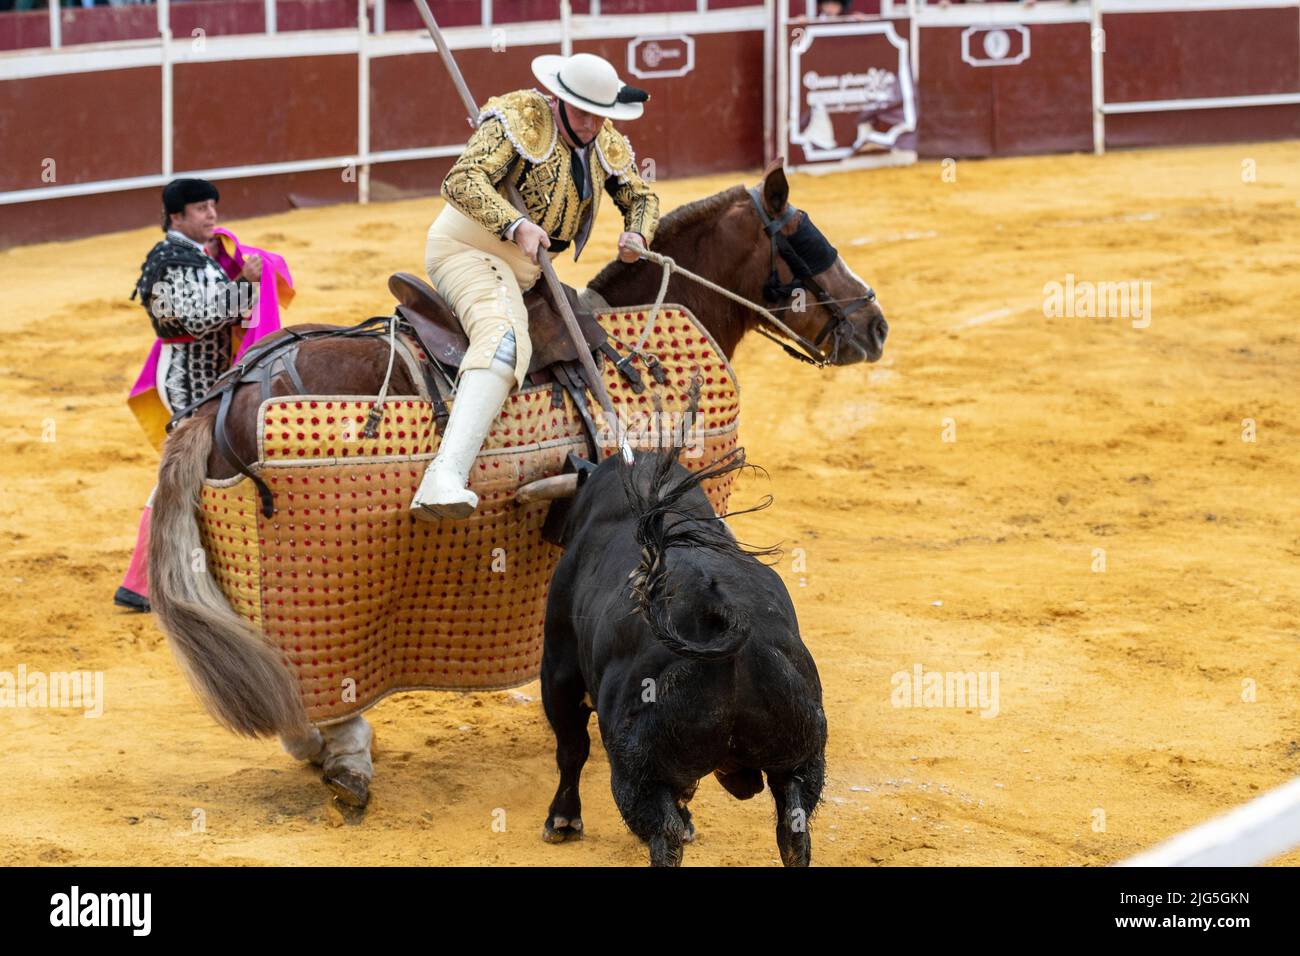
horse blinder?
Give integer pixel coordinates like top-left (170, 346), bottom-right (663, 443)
top-left (747, 185), bottom-right (878, 364)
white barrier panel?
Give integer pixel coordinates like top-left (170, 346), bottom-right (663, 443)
top-left (1119, 777), bottom-right (1300, 867)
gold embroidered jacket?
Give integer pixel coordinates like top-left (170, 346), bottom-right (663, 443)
top-left (441, 89), bottom-right (660, 257)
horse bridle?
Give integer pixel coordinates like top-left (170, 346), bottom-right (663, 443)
top-left (746, 186), bottom-right (876, 366)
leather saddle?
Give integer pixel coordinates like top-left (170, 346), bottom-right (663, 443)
top-left (389, 272), bottom-right (611, 386)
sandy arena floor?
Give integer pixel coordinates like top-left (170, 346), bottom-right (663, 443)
top-left (1, 142), bottom-right (1298, 866)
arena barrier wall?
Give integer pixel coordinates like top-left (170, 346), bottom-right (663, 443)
top-left (0, 1), bottom-right (767, 247)
top-left (3, 1), bottom-right (1298, 245)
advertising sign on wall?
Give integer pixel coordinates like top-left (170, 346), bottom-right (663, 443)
top-left (787, 20), bottom-right (917, 169)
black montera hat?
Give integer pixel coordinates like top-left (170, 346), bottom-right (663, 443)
top-left (162, 178), bottom-right (220, 215)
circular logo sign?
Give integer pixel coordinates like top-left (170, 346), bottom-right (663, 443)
top-left (982, 29), bottom-right (1011, 61)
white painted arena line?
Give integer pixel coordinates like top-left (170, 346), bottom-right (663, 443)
top-left (850, 230), bottom-right (939, 247)
top-left (952, 306), bottom-right (1016, 331)
top-left (1052, 212), bottom-right (1161, 228)
top-left (1118, 776), bottom-right (1300, 867)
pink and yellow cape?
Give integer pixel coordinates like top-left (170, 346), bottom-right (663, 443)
top-left (127, 228), bottom-right (294, 450)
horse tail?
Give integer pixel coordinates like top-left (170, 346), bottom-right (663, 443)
top-left (148, 415), bottom-right (306, 737)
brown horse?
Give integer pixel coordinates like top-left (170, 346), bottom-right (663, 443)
top-left (148, 159), bottom-right (887, 806)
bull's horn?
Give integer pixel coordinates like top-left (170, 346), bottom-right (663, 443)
top-left (515, 473), bottom-right (580, 503)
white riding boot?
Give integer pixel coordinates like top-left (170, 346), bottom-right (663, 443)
top-left (411, 355), bottom-right (516, 520)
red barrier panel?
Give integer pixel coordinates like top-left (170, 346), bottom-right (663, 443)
top-left (174, 54), bottom-right (359, 170)
top-left (1104, 8), bottom-right (1300, 104)
top-left (370, 44), bottom-right (547, 153)
top-left (0, 184), bottom-right (162, 249)
top-left (1106, 104), bottom-right (1300, 150)
top-left (169, 0), bottom-right (268, 40)
top-left (0, 10), bottom-right (49, 52)
top-left (576, 32), bottom-right (764, 178)
top-left (918, 23), bottom-right (992, 156)
top-left (1101, 6), bottom-right (1300, 150)
top-left (0, 67), bottom-right (161, 192)
top-left (917, 22), bottom-right (1092, 158)
top-left (382, 0), bottom-right (483, 32)
top-left (986, 23), bottom-right (1092, 156)
top-left (365, 154), bottom-right (456, 200)
top-left (598, 0), bottom-right (696, 12)
top-left (277, 0), bottom-right (358, 33)
top-left (0, 168), bottom-right (355, 249)
top-left (62, 6), bottom-right (159, 47)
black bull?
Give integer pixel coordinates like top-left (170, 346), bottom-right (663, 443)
top-left (539, 447), bottom-right (827, 866)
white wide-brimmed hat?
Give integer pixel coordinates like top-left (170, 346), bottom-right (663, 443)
top-left (531, 52), bottom-right (649, 121)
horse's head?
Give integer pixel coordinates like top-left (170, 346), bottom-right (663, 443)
top-left (744, 158), bottom-right (888, 365)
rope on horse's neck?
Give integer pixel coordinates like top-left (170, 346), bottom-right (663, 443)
top-left (627, 242), bottom-right (819, 362)
top-left (629, 247), bottom-right (675, 356)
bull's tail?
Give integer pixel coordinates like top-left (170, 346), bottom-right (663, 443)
top-left (625, 446), bottom-right (777, 664)
top-left (642, 600), bottom-right (748, 660)
top-left (632, 561), bottom-right (753, 662)
top-left (148, 416), bottom-right (306, 737)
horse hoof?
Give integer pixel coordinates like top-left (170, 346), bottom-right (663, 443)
top-left (324, 769), bottom-right (370, 809)
top-left (542, 816), bottom-right (583, 843)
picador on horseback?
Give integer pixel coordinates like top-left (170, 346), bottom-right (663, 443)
top-left (410, 52), bottom-right (661, 521)
top-left (140, 20), bottom-right (888, 815)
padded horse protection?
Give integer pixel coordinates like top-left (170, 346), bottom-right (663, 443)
top-left (169, 273), bottom-right (652, 518)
